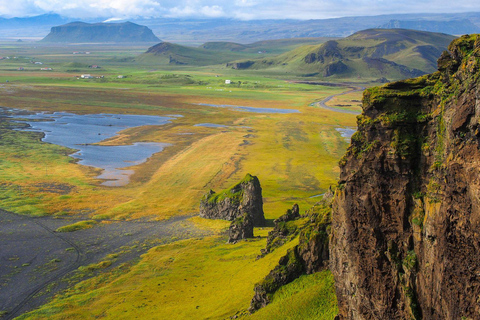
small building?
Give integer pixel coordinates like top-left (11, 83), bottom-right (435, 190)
top-left (117, 75), bottom-right (125, 79)
top-left (80, 74), bottom-right (94, 79)
top-left (225, 80), bottom-right (231, 84)
top-left (40, 67), bottom-right (52, 71)
top-left (17, 67), bottom-right (24, 71)
top-left (34, 61), bottom-right (43, 65)
top-left (89, 65), bottom-right (100, 69)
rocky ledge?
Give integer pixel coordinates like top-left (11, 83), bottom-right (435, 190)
top-left (200, 174), bottom-right (266, 242)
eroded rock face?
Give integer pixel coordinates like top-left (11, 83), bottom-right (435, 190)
top-left (250, 196), bottom-right (333, 313)
top-left (200, 173), bottom-right (266, 227)
top-left (331, 34), bottom-right (480, 320)
top-left (228, 212), bottom-right (254, 243)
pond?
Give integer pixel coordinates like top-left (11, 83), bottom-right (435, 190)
top-left (196, 103), bottom-right (300, 114)
top-left (11, 111), bottom-right (174, 187)
top-left (335, 127), bottom-right (356, 142)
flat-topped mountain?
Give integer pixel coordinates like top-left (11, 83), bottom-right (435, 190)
top-left (41, 21), bottom-right (160, 43)
top-left (227, 28), bottom-right (456, 80)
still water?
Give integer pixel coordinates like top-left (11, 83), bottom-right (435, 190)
top-left (13, 112), bottom-right (173, 186)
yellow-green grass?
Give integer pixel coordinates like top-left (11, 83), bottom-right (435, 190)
top-left (17, 234), bottom-right (303, 320)
top-left (55, 220), bottom-right (98, 232)
top-left (250, 270), bottom-right (338, 319)
top-left (0, 77), bottom-right (356, 220)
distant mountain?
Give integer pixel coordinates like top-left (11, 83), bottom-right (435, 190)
top-left (0, 14), bottom-right (68, 27)
top-left (226, 29), bottom-right (456, 80)
top-left (380, 19), bottom-right (480, 35)
top-left (133, 12), bottom-right (480, 43)
top-left (1, 12), bottom-right (479, 42)
top-left (0, 14), bottom-right (70, 38)
top-left (40, 21), bottom-right (160, 43)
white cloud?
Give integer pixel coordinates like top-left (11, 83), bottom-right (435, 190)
top-left (0, 0), bottom-right (479, 19)
top-left (200, 5), bottom-right (224, 17)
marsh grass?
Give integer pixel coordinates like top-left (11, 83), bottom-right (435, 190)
top-left (55, 220), bottom-right (98, 232)
top-left (1, 42), bottom-right (361, 319)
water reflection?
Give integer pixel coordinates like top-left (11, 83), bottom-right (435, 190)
top-left (13, 112), bottom-right (173, 186)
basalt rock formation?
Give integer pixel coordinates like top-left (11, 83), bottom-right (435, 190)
top-left (200, 173), bottom-right (266, 230)
top-left (331, 34), bottom-right (480, 319)
top-left (250, 195), bottom-right (332, 312)
top-left (258, 204), bottom-right (302, 258)
top-left (228, 212), bottom-right (254, 243)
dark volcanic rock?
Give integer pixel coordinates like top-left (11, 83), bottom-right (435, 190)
top-left (250, 247), bottom-right (304, 313)
top-left (259, 204), bottom-right (302, 257)
top-left (226, 60), bottom-right (256, 69)
top-left (323, 61), bottom-right (349, 77)
top-left (41, 21), bottom-right (160, 43)
top-left (250, 194), bottom-right (333, 313)
top-left (200, 173), bottom-right (266, 227)
top-left (331, 34), bottom-right (480, 320)
top-left (228, 212), bottom-right (254, 243)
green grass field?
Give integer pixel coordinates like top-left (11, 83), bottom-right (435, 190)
top-left (0, 41), bottom-right (363, 319)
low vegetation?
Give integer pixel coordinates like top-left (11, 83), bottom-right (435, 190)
top-left (0, 40), bottom-right (363, 319)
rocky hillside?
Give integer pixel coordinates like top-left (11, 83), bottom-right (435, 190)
top-left (331, 34), bottom-right (480, 319)
top-left (41, 21), bottom-right (159, 43)
top-left (227, 29), bottom-right (455, 80)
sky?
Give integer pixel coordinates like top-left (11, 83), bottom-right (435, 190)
top-left (0, 0), bottom-right (479, 20)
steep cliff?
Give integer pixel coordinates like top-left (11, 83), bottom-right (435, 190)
top-left (331, 34), bottom-right (480, 319)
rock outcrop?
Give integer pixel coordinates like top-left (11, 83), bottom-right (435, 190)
top-left (250, 195), bottom-right (333, 313)
top-left (331, 34), bottom-right (480, 320)
top-left (228, 212), bottom-right (254, 243)
top-left (258, 204), bottom-right (302, 257)
top-left (200, 173), bottom-right (265, 227)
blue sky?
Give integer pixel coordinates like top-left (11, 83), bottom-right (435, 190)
top-left (1, 0), bottom-right (479, 20)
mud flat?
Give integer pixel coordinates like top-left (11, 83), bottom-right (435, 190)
top-left (0, 209), bottom-right (209, 319)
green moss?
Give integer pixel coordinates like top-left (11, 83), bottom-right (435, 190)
top-left (403, 250), bottom-right (418, 271)
top-left (205, 173), bottom-right (257, 205)
top-left (405, 285), bottom-right (422, 320)
top-left (55, 220), bottom-right (97, 233)
top-left (390, 129), bottom-right (419, 159)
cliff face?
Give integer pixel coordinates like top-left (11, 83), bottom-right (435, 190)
top-left (331, 34), bottom-right (480, 319)
top-left (200, 173), bottom-right (266, 227)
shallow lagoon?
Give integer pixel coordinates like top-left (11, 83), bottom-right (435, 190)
top-left (13, 112), bottom-right (173, 186)
top-left (335, 127), bottom-right (356, 142)
top-left (196, 103), bottom-right (300, 114)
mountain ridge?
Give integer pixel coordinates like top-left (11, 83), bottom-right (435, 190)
top-left (226, 28), bottom-right (456, 80)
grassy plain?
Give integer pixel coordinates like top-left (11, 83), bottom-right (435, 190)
top-left (0, 41), bottom-right (362, 319)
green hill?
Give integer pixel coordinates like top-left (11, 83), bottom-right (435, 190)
top-left (201, 37), bottom-right (335, 55)
top-left (226, 29), bottom-right (456, 80)
top-left (138, 38), bottom-right (333, 66)
top-left (137, 42), bottom-right (250, 66)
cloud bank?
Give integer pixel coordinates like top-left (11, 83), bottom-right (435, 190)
top-left (0, 0), bottom-right (479, 20)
